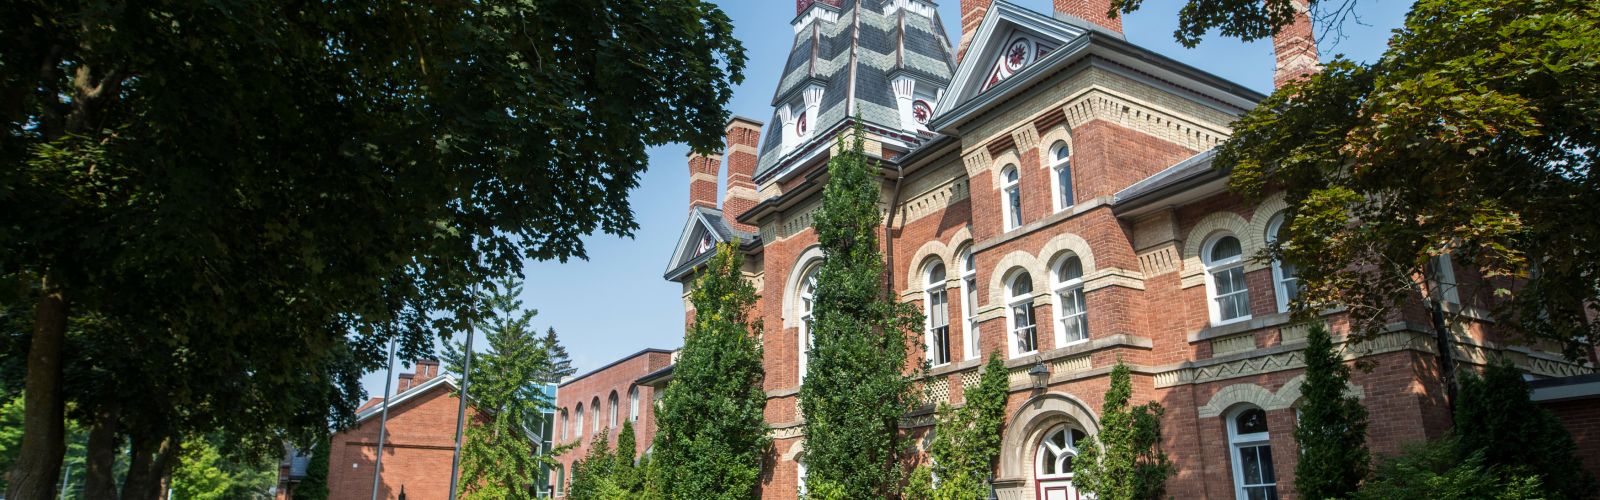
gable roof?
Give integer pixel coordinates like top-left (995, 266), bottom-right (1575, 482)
top-left (933, 1), bottom-right (1090, 118)
top-left (354, 374), bottom-right (459, 424)
top-left (663, 206), bottom-right (756, 282)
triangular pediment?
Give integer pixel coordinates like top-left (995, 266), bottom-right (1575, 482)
top-left (663, 206), bottom-right (734, 281)
top-left (933, 2), bottom-right (1089, 118)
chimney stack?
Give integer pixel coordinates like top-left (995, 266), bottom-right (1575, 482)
top-left (397, 373), bottom-right (415, 393)
top-left (723, 117), bottom-right (763, 233)
top-left (1055, 0), bottom-right (1123, 34)
top-left (958, 0), bottom-right (994, 61)
top-left (688, 152), bottom-right (721, 211)
top-left (1272, 0), bottom-right (1319, 88)
top-left (415, 359), bottom-right (439, 381)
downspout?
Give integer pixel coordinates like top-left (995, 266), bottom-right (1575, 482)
top-left (884, 162), bottom-right (905, 300)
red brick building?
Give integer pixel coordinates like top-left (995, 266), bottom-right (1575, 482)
top-left (319, 360), bottom-right (487, 500)
top-left (551, 348), bottom-right (676, 496)
top-left (651, 1), bottom-right (1597, 499)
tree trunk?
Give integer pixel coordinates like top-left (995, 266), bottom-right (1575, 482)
top-left (123, 432), bottom-right (177, 500)
top-left (83, 404), bottom-right (121, 500)
top-left (5, 281), bottom-right (68, 500)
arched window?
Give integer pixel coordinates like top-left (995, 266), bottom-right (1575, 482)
top-left (591, 397), bottom-right (601, 432)
top-left (628, 386), bottom-right (640, 422)
top-left (924, 260), bottom-right (951, 366)
top-left (1007, 272), bottom-right (1038, 357)
top-left (1205, 234), bottom-right (1252, 325)
top-left (574, 404), bottom-right (584, 438)
top-left (798, 264), bottom-right (820, 381)
top-left (959, 246), bottom-right (980, 360)
top-left (1227, 407), bottom-right (1278, 499)
top-left (559, 408), bottom-right (568, 441)
top-left (1265, 214), bottom-right (1299, 313)
top-left (1052, 255), bottom-right (1088, 346)
top-left (797, 457), bottom-right (808, 496)
top-left (556, 464), bottom-right (565, 497)
top-left (1001, 165), bottom-right (1023, 230)
top-left (1049, 141), bottom-right (1074, 212)
top-left (1035, 424), bottom-right (1087, 496)
top-left (608, 391), bottom-right (619, 428)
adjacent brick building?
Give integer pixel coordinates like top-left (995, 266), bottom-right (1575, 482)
top-left (651, 1), bottom-right (1597, 499)
top-left (550, 348), bottom-right (677, 497)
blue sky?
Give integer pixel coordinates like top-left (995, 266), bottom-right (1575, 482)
top-left (360, 0), bottom-right (1414, 396)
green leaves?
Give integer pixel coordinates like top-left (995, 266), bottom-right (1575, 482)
top-left (1070, 361), bottom-right (1172, 500)
top-left (1292, 323), bottom-right (1369, 498)
top-left (799, 124), bottom-right (923, 498)
top-left (1215, 0), bottom-right (1600, 356)
top-left (922, 354), bottom-right (1009, 500)
top-left (653, 242), bottom-right (770, 500)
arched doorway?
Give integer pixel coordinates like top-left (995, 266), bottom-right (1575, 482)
top-left (1034, 423), bottom-right (1087, 500)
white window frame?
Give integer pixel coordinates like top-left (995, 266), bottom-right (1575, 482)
top-left (1034, 424), bottom-right (1085, 483)
top-left (608, 392), bottom-right (619, 428)
top-left (559, 409), bottom-right (568, 441)
top-left (798, 265), bottom-right (820, 381)
top-left (591, 397), bottom-right (601, 432)
top-left (1006, 272), bottom-right (1039, 358)
top-left (1266, 214), bottom-right (1299, 314)
top-left (555, 464), bottom-right (565, 496)
top-left (1428, 253), bottom-right (1460, 305)
top-left (1001, 165), bottom-right (1022, 230)
top-left (959, 246), bottom-right (980, 360)
top-left (797, 459), bottom-right (808, 496)
top-left (1227, 406), bottom-right (1279, 500)
top-left (1204, 234), bottom-right (1253, 326)
top-left (924, 261), bottom-right (952, 367)
top-left (574, 404), bottom-right (584, 438)
top-left (1051, 255), bottom-right (1088, 347)
top-left (1049, 141), bottom-right (1074, 213)
top-left (628, 386), bottom-right (640, 422)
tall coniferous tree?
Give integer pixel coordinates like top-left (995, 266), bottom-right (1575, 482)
top-left (1071, 361), bottom-right (1173, 500)
top-left (654, 242), bottom-right (770, 500)
top-left (798, 125), bottom-right (922, 498)
top-left (917, 354), bottom-right (1010, 499)
top-left (1293, 323), bottom-right (1369, 498)
top-left (443, 278), bottom-right (561, 500)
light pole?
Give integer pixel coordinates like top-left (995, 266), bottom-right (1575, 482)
top-left (447, 284), bottom-right (478, 500)
top-left (370, 337), bottom-right (397, 500)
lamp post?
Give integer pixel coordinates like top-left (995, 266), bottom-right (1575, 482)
top-left (986, 473), bottom-right (999, 500)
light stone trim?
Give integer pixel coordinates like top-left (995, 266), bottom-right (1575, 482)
top-left (1051, 354), bottom-right (1092, 374)
top-left (959, 369), bottom-right (983, 399)
top-left (1180, 211), bottom-right (1259, 288)
top-left (774, 426), bottom-right (805, 442)
top-left (771, 198), bottom-right (822, 242)
top-left (998, 392), bottom-right (1101, 483)
top-left (1138, 244), bottom-right (1181, 277)
top-left (1211, 333), bottom-right (1256, 356)
top-left (689, 171), bottom-right (718, 183)
top-left (1083, 267), bottom-right (1147, 292)
top-left (1035, 123), bottom-right (1072, 169)
top-left (923, 377), bottom-right (952, 406)
top-left (962, 148), bottom-right (993, 177)
top-left (1196, 374), bottom-right (1365, 418)
top-left (898, 177), bottom-right (970, 227)
top-left (1011, 125), bottom-right (1040, 152)
top-left (902, 226), bottom-right (973, 292)
top-left (782, 245), bottom-right (826, 329)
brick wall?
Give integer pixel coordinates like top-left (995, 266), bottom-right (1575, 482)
top-left (326, 385), bottom-right (485, 500)
top-left (553, 350), bottom-right (675, 496)
top-left (1544, 398), bottom-right (1600, 482)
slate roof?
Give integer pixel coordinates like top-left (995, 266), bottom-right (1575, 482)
top-left (662, 205), bottom-right (758, 281)
top-left (755, 0), bottom-right (957, 180)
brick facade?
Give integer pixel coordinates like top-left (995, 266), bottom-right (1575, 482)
top-left (656, 2), bottom-right (1595, 499)
top-left (323, 363), bottom-right (486, 500)
top-left (551, 349), bottom-right (675, 496)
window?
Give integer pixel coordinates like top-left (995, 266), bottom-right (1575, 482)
top-left (1049, 141), bottom-right (1074, 212)
top-left (960, 246), bottom-right (980, 360)
top-left (1052, 255), bottom-right (1088, 346)
top-left (798, 265), bottom-right (820, 381)
top-left (591, 397), bottom-right (601, 432)
top-left (574, 404), bottom-right (584, 437)
top-left (797, 459), bottom-right (808, 496)
top-left (1001, 165), bottom-right (1022, 230)
top-left (1035, 424), bottom-right (1087, 487)
top-left (1427, 253), bottom-right (1460, 304)
top-left (924, 261), bottom-right (951, 366)
top-left (556, 464), bottom-right (565, 497)
top-left (608, 392), bottom-right (619, 428)
top-left (1227, 407), bottom-right (1279, 500)
top-left (1205, 235), bottom-right (1252, 325)
top-left (1007, 272), bottom-right (1038, 357)
top-left (628, 386), bottom-right (640, 422)
top-left (1266, 214), bottom-right (1299, 313)
top-left (559, 409), bottom-right (568, 441)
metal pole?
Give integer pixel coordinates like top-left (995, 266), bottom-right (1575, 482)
top-left (448, 286), bottom-right (478, 500)
top-left (370, 338), bottom-right (397, 500)
top-left (59, 463), bottom-right (70, 499)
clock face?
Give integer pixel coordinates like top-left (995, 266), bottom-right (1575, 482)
top-left (912, 100), bottom-right (933, 125)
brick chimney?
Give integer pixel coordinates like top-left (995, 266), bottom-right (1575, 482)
top-left (723, 117), bottom-right (762, 233)
top-left (1055, 0), bottom-right (1123, 34)
top-left (958, 0), bottom-right (994, 61)
top-left (414, 359), bottom-right (440, 382)
top-left (688, 152), bottom-right (721, 211)
top-left (1272, 0), bottom-right (1319, 88)
top-left (397, 373), bottom-right (415, 392)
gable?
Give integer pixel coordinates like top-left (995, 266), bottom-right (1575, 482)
top-left (933, 2), bottom-right (1088, 118)
top-left (663, 207), bottom-right (737, 280)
